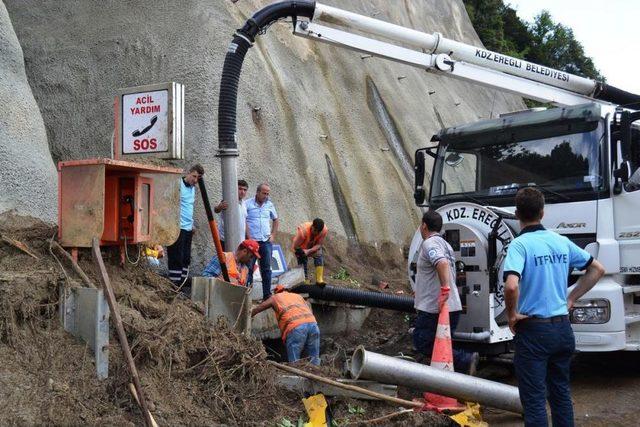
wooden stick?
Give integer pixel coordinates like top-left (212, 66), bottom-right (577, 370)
top-left (267, 360), bottom-right (422, 409)
top-left (347, 408), bottom-right (414, 425)
top-left (91, 237), bottom-right (154, 427)
top-left (1, 234), bottom-right (39, 259)
top-left (51, 241), bottom-right (97, 289)
top-left (129, 383), bottom-right (159, 427)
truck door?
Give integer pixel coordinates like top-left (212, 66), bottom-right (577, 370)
top-left (613, 119), bottom-right (640, 274)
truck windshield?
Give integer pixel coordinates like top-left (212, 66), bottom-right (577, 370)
top-left (431, 125), bottom-right (604, 202)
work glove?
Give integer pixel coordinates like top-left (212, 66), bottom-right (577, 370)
top-left (438, 286), bottom-right (450, 309)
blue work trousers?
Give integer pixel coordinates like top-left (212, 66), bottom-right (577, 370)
top-left (248, 241), bottom-right (272, 299)
top-left (413, 310), bottom-right (474, 373)
top-left (514, 319), bottom-right (575, 427)
top-left (296, 247), bottom-right (324, 280)
top-left (285, 322), bottom-right (320, 365)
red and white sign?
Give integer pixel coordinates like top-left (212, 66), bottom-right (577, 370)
top-left (121, 89), bottom-right (168, 154)
top-left (115, 82), bottom-right (184, 160)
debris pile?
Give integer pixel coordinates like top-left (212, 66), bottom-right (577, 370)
top-left (0, 212), bottom-right (297, 425)
top-left (0, 212), bottom-right (447, 425)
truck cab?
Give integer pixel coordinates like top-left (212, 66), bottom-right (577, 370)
top-left (411, 102), bottom-right (640, 352)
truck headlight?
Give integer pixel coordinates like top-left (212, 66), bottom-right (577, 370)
top-left (570, 299), bottom-right (610, 324)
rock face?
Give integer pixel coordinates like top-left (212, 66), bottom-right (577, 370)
top-left (4, 0), bottom-right (523, 265)
top-left (0, 1), bottom-right (57, 223)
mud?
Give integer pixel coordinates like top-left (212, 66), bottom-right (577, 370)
top-left (5, 211), bottom-right (636, 425)
top-left (0, 212), bottom-right (446, 426)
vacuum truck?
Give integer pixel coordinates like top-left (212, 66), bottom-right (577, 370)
top-left (217, 1), bottom-right (640, 353)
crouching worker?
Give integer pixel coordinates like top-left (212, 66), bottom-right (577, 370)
top-left (292, 218), bottom-right (328, 285)
top-left (251, 285), bottom-right (320, 365)
top-left (202, 239), bottom-right (260, 286)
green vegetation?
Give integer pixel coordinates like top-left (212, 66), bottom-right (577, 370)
top-left (276, 416), bottom-right (305, 427)
top-left (331, 267), bottom-right (360, 286)
top-left (347, 404), bottom-right (366, 415)
top-left (463, 0), bottom-right (603, 82)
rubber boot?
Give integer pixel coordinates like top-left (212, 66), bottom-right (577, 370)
top-left (315, 265), bottom-right (325, 286)
top-left (304, 264), bottom-right (311, 285)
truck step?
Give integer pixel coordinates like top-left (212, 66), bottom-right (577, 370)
top-left (625, 341), bottom-right (640, 351)
top-left (625, 313), bottom-right (640, 324)
top-left (623, 285), bottom-right (640, 294)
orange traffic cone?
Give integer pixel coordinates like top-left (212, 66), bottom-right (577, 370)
top-left (422, 286), bottom-right (464, 412)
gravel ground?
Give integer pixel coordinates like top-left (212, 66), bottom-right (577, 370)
top-left (483, 352), bottom-right (640, 426)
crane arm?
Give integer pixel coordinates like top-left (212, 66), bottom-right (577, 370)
top-left (301, 3), bottom-right (640, 108)
top-left (293, 20), bottom-right (594, 107)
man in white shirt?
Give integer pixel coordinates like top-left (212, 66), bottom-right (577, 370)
top-left (214, 179), bottom-right (249, 250)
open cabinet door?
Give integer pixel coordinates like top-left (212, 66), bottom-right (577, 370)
top-left (135, 176), bottom-right (153, 243)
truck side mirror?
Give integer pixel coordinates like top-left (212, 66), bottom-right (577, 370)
top-left (445, 152), bottom-right (464, 167)
top-left (611, 109), bottom-right (640, 194)
top-left (613, 161), bottom-right (631, 195)
top-left (614, 161), bottom-right (631, 183)
top-left (414, 150), bottom-right (426, 205)
top-left (414, 147), bottom-right (437, 206)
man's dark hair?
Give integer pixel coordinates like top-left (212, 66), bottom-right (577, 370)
top-left (189, 163), bottom-right (204, 175)
top-left (515, 187), bottom-right (545, 222)
top-left (237, 179), bottom-right (248, 188)
top-left (422, 210), bottom-right (443, 232)
top-left (312, 218), bottom-right (325, 232)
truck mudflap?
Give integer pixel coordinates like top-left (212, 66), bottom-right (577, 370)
top-left (570, 276), bottom-right (626, 352)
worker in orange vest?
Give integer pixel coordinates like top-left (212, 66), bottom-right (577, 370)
top-left (251, 285), bottom-right (320, 365)
top-left (202, 239), bottom-right (260, 286)
top-left (291, 218), bottom-right (328, 285)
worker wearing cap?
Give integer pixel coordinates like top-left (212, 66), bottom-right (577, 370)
top-left (251, 285), bottom-right (320, 365)
top-left (504, 188), bottom-right (605, 426)
top-left (291, 218), bottom-right (328, 285)
top-left (202, 239), bottom-right (261, 286)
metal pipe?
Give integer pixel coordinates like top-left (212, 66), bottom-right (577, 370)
top-left (220, 153), bottom-right (241, 253)
top-left (217, 1), bottom-right (316, 253)
top-left (452, 331), bottom-right (491, 342)
top-left (313, 3), bottom-right (437, 51)
top-left (312, 3), bottom-right (595, 96)
top-left (350, 347), bottom-right (523, 414)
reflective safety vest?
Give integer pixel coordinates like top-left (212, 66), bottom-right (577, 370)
top-left (272, 292), bottom-right (317, 341)
top-left (291, 221), bottom-right (328, 252)
top-left (223, 252), bottom-right (248, 286)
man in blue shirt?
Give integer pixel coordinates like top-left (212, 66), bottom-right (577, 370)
top-left (504, 188), bottom-right (604, 427)
top-left (167, 164), bottom-right (204, 289)
top-left (245, 183), bottom-right (279, 300)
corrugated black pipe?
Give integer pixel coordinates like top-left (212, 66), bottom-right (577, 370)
top-left (594, 82), bottom-right (640, 109)
top-left (292, 284), bottom-right (415, 313)
top-left (218, 1), bottom-right (316, 151)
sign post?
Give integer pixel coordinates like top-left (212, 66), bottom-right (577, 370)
top-left (114, 82), bottom-right (184, 160)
